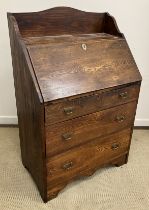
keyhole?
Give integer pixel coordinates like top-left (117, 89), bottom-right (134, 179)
top-left (82, 43), bottom-right (87, 51)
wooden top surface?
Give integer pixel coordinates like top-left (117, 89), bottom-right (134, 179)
top-left (26, 34), bottom-right (141, 102)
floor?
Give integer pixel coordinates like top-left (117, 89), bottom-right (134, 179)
top-left (0, 127), bottom-right (149, 210)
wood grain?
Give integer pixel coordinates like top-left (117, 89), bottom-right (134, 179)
top-left (46, 128), bottom-right (131, 198)
top-left (45, 83), bottom-right (140, 125)
top-left (13, 7), bottom-right (105, 37)
top-left (46, 101), bottom-right (137, 157)
top-left (7, 14), bottom-right (47, 202)
top-left (7, 7), bottom-right (142, 202)
top-left (27, 35), bottom-right (141, 102)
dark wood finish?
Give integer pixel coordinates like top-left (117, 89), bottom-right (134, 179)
top-left (12, 7), bottom-right (123, 37)
top-left (46, 128), bottom-right (131, 199)
top-left (7, 7), bottom-right (142, 202)
top-left (23, 33), bottom-right (120, 45)
top-left (46, 153), bottom-right (128, 199)
top-left (45, 83), bottom-right (140, 125)
top-left (27, 34), bottom-right (141, 102)
top-left (46, 101), bottom-right (137, 157)
top-left (7, 14), bottom-right (47, 201)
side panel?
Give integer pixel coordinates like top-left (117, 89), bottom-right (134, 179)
top-left (7, 14), bottom-right (47, 201)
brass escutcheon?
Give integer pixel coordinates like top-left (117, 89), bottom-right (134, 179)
top-left (63, 107), bottom-right (74, 115)
top-left (62, 132), bottom-right (72, 141)
top-left (62, 161), bottom-right (73, 170)
top-left (81, 43), bottom-right (87, 51)
top-left (115, 115), bottom-right (125, 122)
top-left (119, 91), bottom-right (128, 99)
top-left (111, 143), bottom-right (119, 150)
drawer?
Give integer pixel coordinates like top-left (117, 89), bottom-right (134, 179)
top-left (46, 101), bottom-right (137, 157)
top-left (47, 128), bottom-right (131, 188)
top-left (45, 83), bottom-right (140, 125)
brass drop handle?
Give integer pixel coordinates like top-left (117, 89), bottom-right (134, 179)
top-left (62, 132), bottom-right (72, 141)
top-left (111, 143), bottom-right (119, 150)
top-left (119, 91), bottom-right (128, 99)
top-left (63, 107), bottom-right (74, 115)
top-left (62, 161), bottom-right (73, 170)
top-left (115, 115), bottom-right (125, 122)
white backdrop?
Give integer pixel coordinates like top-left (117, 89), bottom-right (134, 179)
top-left (0, 0), bottom-right (149, 125)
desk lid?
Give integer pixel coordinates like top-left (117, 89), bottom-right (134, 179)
top-left (27, 34), bottom-right (141, 102)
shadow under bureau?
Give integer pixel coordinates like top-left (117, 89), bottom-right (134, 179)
top-left (7, 7), bottom-right (142, 202)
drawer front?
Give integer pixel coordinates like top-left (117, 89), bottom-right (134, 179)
top-left (46, 101), bottom-right (137, 157)
top-left (47, 128), bottom-right (131, 188)
top-left (45, 83), bottom-right (140, 125)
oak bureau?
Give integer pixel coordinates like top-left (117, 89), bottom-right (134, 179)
top-left (7, 7), bottom-right (142, 202)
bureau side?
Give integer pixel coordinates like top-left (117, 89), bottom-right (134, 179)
top-left (7, 14), bottom-right (47, 202)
